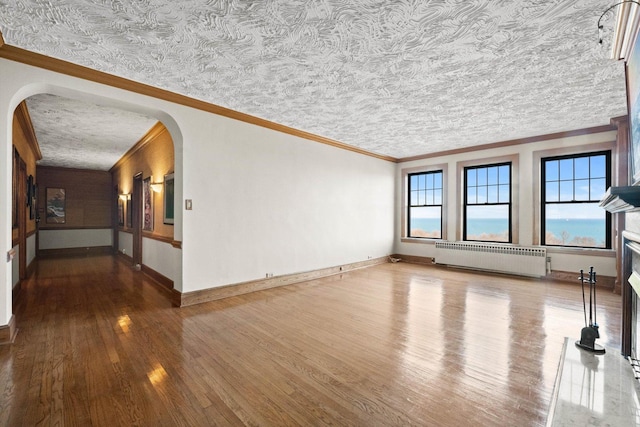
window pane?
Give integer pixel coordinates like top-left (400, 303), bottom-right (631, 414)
top-left (545, 203), bottom-right (606, 248)
top-left (410, 175), bottom-right (419, 190)
top-left (417, 191), bottom-right (425, 205)
top-left (410, 191), bottom-right (419, 205)
top-left (434, 189), bottom-right (442, 205)
top-left (467, 169), bottom-right (476, 186)
top-left (466, 205), bottom-right (509, 242)
top-left (487, 186), bottom-right (498, 203)
top-left (409, 206), bottom-right (441, 238)
top-left (590, 178), bottom-right (606, 200)
top-left (559, 181), bottom-right (573, 201)
top-left (498, 184), bottom-right (510, 203)
top-left (467, 187), bottom-right (477, 204)
top-left (425, 189), bottom-right (434, 205)
top-left (426, 173), bottom-right (434, 190)
top-left (559, 159), bottom-right (573, 180)
top-left (546, 182), bottom-right (559, 202)
top-left (546, 160), bottom-right (559, 181)
top-left (477, 168), bottom-right (487, 185)
top-left (477, 186), bottom-right (487, 204)
top-left (574, 179), bottom-right (589, 201)
top-left (499, 165), bottom-right (510, 184)
top-left (418, 174), bottom-right (426, 190)
top-left (590, 155), bottom-right (606, 178)
top-left (488, 167), bottom-right (498, 185)
top-left (574, 157), bottom-right (589, 180)
top-left (434, 172), bottom-right (442, 188)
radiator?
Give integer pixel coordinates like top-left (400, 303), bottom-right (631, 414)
top-left (434, 241), bottom-right (547, 277)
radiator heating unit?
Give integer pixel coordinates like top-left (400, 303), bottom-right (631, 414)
top-left (434, 242), bottom-right (547, 277)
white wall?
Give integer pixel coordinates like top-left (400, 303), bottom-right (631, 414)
top-left (394, 131), bottom-right (619, 276)
top-left (118, 231), bottom-right (133, 258)
top-left (142, 237), bottom-right (182, 290)
top-left (0, 56), bottom-right (396, 321)
top-left (26, 234), bottom-right (36, 267)
top-left (38, 229), bottom-right (112, 250)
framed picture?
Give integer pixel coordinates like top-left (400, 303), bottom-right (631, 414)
top-left (143, 177), bottom-right (153, 231)
top-left (118, 196), bottom-right (125, 226)
top-left (46, 187), bottom-right (66, 224)
top-left (163, 173), bottom-right (174, 225)
top-left (30, 183), bottom-right (37, 220)
top-left (627, 29), bottom-right (640, 184)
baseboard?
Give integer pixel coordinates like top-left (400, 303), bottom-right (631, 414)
top-left (141, 264), bottom-right (174, 292)
top-left (116, 250), bottom-right (133, 264)
top-left (546, 270), bottom-right (616, 289)
top-left (176, 256), bottom-right (389, 307)
top-left (38, 246), bottom-right (114, 258)
top-left (390, 254), bottom-right (434, 265)
top-left (0, 315), bottom-right (18, 345)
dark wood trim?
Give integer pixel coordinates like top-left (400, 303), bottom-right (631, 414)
top-left (176, 256), bottom-right (389, 307)
top-left (38, 246), bottom-right (113, 258)
top-left (26, 229), bottom-right (36, 238)
top-left (399, 124), bottom-right (618, 162)
top-left (390, 254), bottom-right (435, 265)
top-left (14, 101), bottom-right (43, 161)
top-left (141, 264), bottom-right (173, 291)
top-left (39, 226), bottom-right (112, 231)
top-left (0, 43), bottom-right (395, 163)
top-left (11, 237), bottom-right (18, 248)
top-left (171, 240), bottom-right (182, 249)
top-left (116, 250), bottom-right (133, 264)
top-left (0, 315), bottom-right (17, 345)
top-left (110, 122), bottom-right (167, 172)
top-left (544, 270), bottom-right (616, 290)
top-left (141, 232), bottom-right (175, 245)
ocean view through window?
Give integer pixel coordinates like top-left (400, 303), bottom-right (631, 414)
top-left (541, 151), bottom-right (611, 248)
top-left (408, 171), bottom-right (443, 238)
top-left (464, 163), bottom-right (511, 243)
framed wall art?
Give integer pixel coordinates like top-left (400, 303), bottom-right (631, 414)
top-left (163, 173), bottom-right (174, 225)
top-left (46, 187), bottom-right (66, 224)
top-left (143, 177), bottom-right (153, 231)
top-left (627, 28), bottom-right (640, 184)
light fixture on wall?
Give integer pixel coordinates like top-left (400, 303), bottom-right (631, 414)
top-left (598, 1), bottom-right (640, 59)
top-left (119, 193), bottom-right (128, 201)
top-left (150, 177), bottom-right (163, 193)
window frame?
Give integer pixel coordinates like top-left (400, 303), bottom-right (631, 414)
top-left (407, 170), bottom-right (444, 239)
top-left (401, 164), bottom-right (448, 243)
top-left (540, 150), bottom-right (612, 249)
top-left (463, 161), bottom-right (513, 243)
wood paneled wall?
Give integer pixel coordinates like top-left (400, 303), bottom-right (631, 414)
top-left (36, 167), bottom-right (112, 228)
top-left (111, 122), bottom-right (174, 240)
top-left (12, 102), bottom-right (41, 242)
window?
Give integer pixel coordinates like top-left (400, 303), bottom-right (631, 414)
top-left (464, 163), bottom-right (511, 243)
top-left (541, 151), bottom-right (611, 248)
top-left (408, 171), bottom-right (443, 238)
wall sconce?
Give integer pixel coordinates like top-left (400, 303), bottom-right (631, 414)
top-left (150, 176), bottom-right (163, 193)
top-left (119, 193), bottom-right (128, 201)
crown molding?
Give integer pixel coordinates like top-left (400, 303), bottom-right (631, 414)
top-left (398, 124), bottom-right (618, 163)
top-left (0, 40), bottom-right (397, 164)
top-left (14, 101), bottom-right (43, 161)
top-left (110, 121), bottom-right (167, 172)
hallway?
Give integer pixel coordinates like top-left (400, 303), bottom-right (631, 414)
top-left (0, 255), bottom-right (622, 426)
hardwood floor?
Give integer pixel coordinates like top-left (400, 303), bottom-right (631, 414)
top-left (0, 255), bottom-right (622, 426)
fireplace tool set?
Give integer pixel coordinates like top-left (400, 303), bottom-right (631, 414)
top-left (575, 267), bottom-right (605, 354)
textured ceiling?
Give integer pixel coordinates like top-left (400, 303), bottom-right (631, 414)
top-left (0, 0), bottom-right (630, 161)
top-left (26, 94), bottom-right (158, 171)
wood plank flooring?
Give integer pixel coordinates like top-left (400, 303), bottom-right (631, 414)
top-left (0, 255), bottom-right (622, 426)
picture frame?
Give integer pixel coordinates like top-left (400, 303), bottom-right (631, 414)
top-left (118, 196), bottom-right (125, 226)
top-left (46, 187), bottom-right (66, 224)
top-left (143, 177), bottom-right (153, 231)
top-left (627, 28), bottom-right (640, 184)
top-left (163, 173), bottom-right (174, 225)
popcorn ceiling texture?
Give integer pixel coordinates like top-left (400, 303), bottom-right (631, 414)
top-left (0, 0), bottom-right (629, 162)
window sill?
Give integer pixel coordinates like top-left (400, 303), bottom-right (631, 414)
top-left (400, 237), bottom-right (440, 245)
top-left (544, 246), bottom-right (615, 258)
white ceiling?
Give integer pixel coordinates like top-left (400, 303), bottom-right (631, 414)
top-left (0, 0), bottom-right (630, 164)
